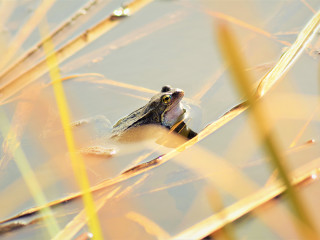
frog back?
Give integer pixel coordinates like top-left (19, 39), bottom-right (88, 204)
top-left (111, 105), bottom-right (161, 138)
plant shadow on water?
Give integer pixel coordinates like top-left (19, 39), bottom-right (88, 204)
top-left (0, 0), bottom-right (320, 239)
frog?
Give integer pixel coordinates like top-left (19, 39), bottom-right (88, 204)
top-left (111, 85), bottom-right (197, 141)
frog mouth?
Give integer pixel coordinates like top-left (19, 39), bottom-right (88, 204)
top-left (164, 90), bottom-right (184, 112)
top-left (161, 90), bottom-right (185, 127)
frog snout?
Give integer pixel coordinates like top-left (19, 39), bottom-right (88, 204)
top-left (172, 89), bottom-right (184, 98)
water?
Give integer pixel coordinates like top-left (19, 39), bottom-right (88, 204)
top-left (1, 0), bottom-right (320, 239)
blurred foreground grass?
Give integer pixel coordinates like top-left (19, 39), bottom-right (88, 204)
top-left (0, 1), bottom-right (319, 239)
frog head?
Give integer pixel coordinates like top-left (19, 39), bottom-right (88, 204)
top-left (111, 85), bottom-right (186, 139)
top-left (154, 85), bottom-right (186, 128)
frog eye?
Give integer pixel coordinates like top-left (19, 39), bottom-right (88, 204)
top-left (162, 94), bottom-right (172, 104)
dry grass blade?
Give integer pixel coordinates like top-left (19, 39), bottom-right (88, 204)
top-left (52, 173), bottom-right (148, 239)
top-left (57, 73), bottom-right (158, 95)
top-left (256, 10), bottom-right (320, 97)
top-left (217, 21), bottom-right (317, 238)
top-left (289, 106), bottom-right (319, 147)
top-left (52, 74), bottom-right (195, 104)
top-left (53, 187), bottom-right (120, 240)
top-left (206, 10), bottom-right (291, 46)
top-left (0, 0), bottom-right (112, 88)
top-left (126, 212), bottom-right (170, 239)
top-left (0, 0), bottom-right (153, 104)
top-left (173, 156), bottom-right (320, 240)
top-left (0, 161), bottom-right (67, 220)
top-left (300, 0), bottom-right (316, 13)
top-left (61, 9), bottom-right (186, 74)
top-left (172, 145), bottom-right (259, 199)
top-left (0, 128), bottom-right (248, 224)
top-left (1, 5), bottom-right (320, 232)
top-left (0, 0), bottom-right (56, 73)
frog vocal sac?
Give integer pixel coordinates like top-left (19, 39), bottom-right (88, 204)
top-left (111, 85), bottom-right (197, 141)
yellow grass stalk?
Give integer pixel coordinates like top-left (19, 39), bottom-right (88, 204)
top-left (0, 0), bottom-right (153, 104)
top-left (216, 21), bottom-right (317, 238)
top-left (40, 23), bottom-right (103, 239)
top-left (0, 110), bottom-right (60, 237)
